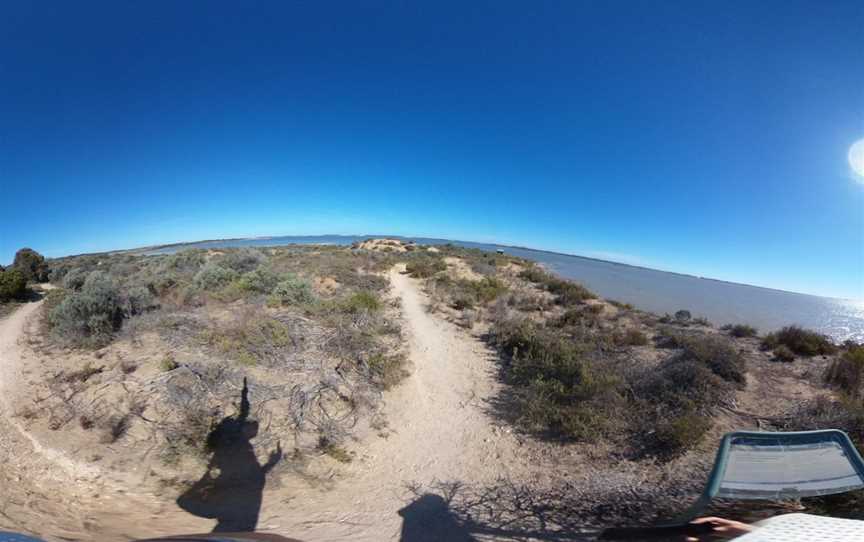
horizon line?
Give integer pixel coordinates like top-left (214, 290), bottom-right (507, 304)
top-left (37, 232), bottom-right (861, 304)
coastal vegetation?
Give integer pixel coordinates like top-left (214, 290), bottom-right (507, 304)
top-left (2, 239), bottom-right (861, 529)
top-left (10, 245), bottom-right (409, 483)
top-left (761, 325), bottom-right (838, 357)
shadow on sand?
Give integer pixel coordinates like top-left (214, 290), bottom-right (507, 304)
top-left (177, 378), bottom-right (282, 533)
top-left (398, 481), bottom-right (596, 542)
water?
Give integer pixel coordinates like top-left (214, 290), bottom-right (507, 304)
top-left (145, 235), bottom-right (864, 343)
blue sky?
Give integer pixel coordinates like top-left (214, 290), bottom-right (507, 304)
top-left (1, 1), bottom-right (862, 299)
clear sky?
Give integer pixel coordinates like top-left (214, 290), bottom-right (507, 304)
top-left (2, 1), bottom-right (863, 299)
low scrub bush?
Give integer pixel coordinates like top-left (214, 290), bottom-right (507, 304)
top-left (545, 277), bottom-right (595, 306)
top-left (773, 345), bottom-right (795, 362)
top-left (0, 268), bottom-right (27, 302)
top-left (519, 265), bottom-right (595, 305)
top-left (653, 411), bottom-right (712, 455)
top-left (729, 324), bottom-right (758, 338)
top-left (49, 271), bottom-right (123, 347)
top-left (761, 326), bottom-right (837, 357)
top-left (217, 248), bottom-right (266, 273)
top-left (491, 317), bottom-right (731, 455)
top-left (491, 318), bottom-right (623, 440)
top-left (614, 328), bottom-right (648, 346)
top-left (342, 291), bottom-right (381, 314)
top-left (270, 274), bottom-right (315, 305)
top-left (236, 268), bottom-right (280, 293)
top-left (160, 353), bottom-right (179, 372)
top-left (405, 258), bottom-right (446, 278)
top-left (518, 266), bottom-right (552, 284)
top-left (61, 267), bottom-right (89, 290)
top-left (366, 352), bottom-right (408, 389)
top-left (201, 314), bottom-right (293, 366)
top-left (125, 286), bottom-right (158, 315)
top-left (465, 277), bottom-right (508, 304)
top-left (825, 346), bottom-right (864, 399)
top-left (160, 250), bottom-right (206, 274)
top-left (194, 263), bottom-right (238, 291)
top-left (676, 333), bottom-right (747, 385)
top-left (674, 310), bottom-right (692, 323)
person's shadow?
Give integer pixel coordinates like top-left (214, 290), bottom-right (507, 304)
top-left (398, 494), bottom-right (475, 542)
top-left (177, 378), bottom-right (282, 533)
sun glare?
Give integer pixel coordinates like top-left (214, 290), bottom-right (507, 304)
top-left (850, 139), bottom-right (864, 181)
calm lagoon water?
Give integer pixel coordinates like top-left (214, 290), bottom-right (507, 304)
top-left (147, 235), bottom-right (864, 343)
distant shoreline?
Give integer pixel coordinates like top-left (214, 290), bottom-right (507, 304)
top-left (50, 233), bottom-right (853, 303)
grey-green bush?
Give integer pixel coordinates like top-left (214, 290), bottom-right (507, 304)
top-left (49, 271), bottom-right (122, 346)
top-left (272, 275), bottom-right (315, 305)
top-left (194, 263), bottom-right (238, 290)
top-left (237, 268), bottom-right (280, 293)
top-left (62, 267), bottom-right (89, 291)
top-left (217, 248), bottom-right (266, 273)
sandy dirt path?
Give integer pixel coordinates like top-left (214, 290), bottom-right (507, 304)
top-left (254, 265), bottom-right (528, 540)
top-left (0, 269), bottom-right (535, 541)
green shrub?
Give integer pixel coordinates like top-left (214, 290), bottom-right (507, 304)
top-left (126, 286), bottom-right (158, 315)
top-left (761, 326), bottom-right (837, 356)
top-left (517, 264), bottom-right (596, 304)
top-left (271, 274), bottom-right (315, 305)
top-left (160, 250), bottom-right (206, 273)
top-left (160, 353), bottom-right (179, 372)
top-left (825, 347), bottom-right (864, 398)
top-left (236, 268), bottom-right (280, 293)
top-left (217, 248), bottom-right (266, 273)
top-left (0, 268), bottom-right (27, 302)
top-left (729, 324), bottom-right (758, 338)
top-left (49, 271), bottom-right (122, 346)
top-left (518, 266), bottom-right (551, 283)
top-left (201, 315), bottom-right (293, 366)
top-left (12, 248), bottom-right (49, 282)
top-left (554, 307), bottom-right (602, 328)
top-left (491, 318), bottom-right (623, 440)
top-left (342, 291), bottom-right (381, 313)
top-left (194, 263), bottom-right (238, 291)
top-left (653, 411), bottom-right (712, 455)
top-left (61, 268), bottom-right (89, 290)
top-left (366, 352), bottom-right (408, 389)
top-left (405, 258), bottom-right (447, 278)
top-left (774, 345), bottom-right (796, 362)
top-left (616, 328), bottom-right (648, 346)
top-left (674, 310), bottom-right (692, 323)
top-left (677, 333), bottom-right (746, 384)
top-left (457, 277), bottom-right (508, 305)
top-left (545, 277), bottom-right (595, 306)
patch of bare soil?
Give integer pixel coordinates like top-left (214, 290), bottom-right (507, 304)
top-left (443, 257), bottom-right (483, 282)
top-left (356, 238), bottom-right (415, 253)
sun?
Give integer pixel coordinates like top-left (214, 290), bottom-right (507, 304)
top-left (850, 139), bottom-right (864, 181)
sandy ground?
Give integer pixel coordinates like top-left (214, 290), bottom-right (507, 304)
top-left (0, 268), bottom-right (559, 541)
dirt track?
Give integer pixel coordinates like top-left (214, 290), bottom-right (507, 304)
top-left (0, 268), bottom-right (547, 541)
